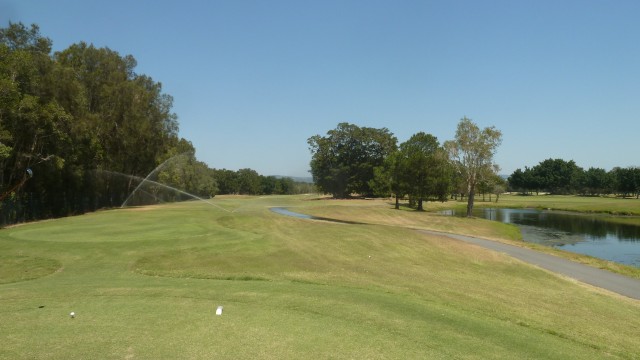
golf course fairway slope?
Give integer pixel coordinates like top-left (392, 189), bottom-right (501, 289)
top-left (1, 196), bottom-right (639, 359)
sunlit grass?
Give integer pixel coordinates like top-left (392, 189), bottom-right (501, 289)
top-left (1, 196), bottom-right (639, 359)
top-left (319, 195), bottom-right (640, 278)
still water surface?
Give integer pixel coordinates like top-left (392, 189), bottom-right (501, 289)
top-left (443, 208), bottom-right (640, 267)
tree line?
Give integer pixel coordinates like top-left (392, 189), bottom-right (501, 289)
top-left (212, 168), bottom-right (314, 196)
top-left (8, 22), bottom-right (632, 226)
top-left (0, 23), bottom-right (309, 226)
top-left (508, 159), bottom-right (640, 197)
top-left (308, 118), bottom-right (503, 216)
top-left (307, 119), bottom-right (638, 212)
top-left (120, 154), bottom-right (314, 206)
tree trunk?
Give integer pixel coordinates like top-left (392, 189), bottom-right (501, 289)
top-left (417, 198), bottom-right (424, 211)
top-left (466, 189), bottom-right (475, 217)
top-left (395, 194), bottom-right (400, 209)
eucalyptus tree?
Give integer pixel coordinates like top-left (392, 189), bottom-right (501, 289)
top-left (445, 117), bottom-right (502, 217)
top-left (0, 22), bottom-right (59, 186)
top-left (491, 176), bottom-right (507, 202)
top-left (477, 164), bottom-right (503, 202)
top-left (55, 43), bottom-right (178, 178)
top-left (0, 22), bottom-right (74, 219)
top-left (1, 22), bottom-right (186, 223)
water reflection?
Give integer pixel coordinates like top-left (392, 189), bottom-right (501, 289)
top-left (443, 208), bottom-right (640, 267)
top-left (474, 208), bottom-right (640, 242)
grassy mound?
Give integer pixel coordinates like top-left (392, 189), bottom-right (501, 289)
top-left (0, 255), bottom-right (61, 284)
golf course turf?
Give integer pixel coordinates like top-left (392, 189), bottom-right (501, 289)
top-left (1, 195), bottom-right (639, 359)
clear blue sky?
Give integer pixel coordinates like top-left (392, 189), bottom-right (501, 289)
top-left (4, 0), bottom-right (640, 177)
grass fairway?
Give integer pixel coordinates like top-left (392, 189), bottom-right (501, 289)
top-left (1, 196), bottom-right (639, 359)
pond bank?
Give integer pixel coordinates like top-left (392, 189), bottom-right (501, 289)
top-left (270, 206), bottom-right (640, 300)
top-left (443, 207), bottom-right (640, 268)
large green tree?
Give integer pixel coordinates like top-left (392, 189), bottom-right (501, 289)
top-left (445, 117), bottom-right (502, 217)
top-left (308, 123), bottom-right (397, 198)
top-left (370, 150), bottom-right (405, 208)
top-left (213, 169), bottom-right (239, 194)
top-left (579, 167), bottom-right (613, 196)
top-left (612, 167), bottom-right (640, 198)
top-left (530, 158), bottom-right (583, 195)
top-left (397, 132), bottom-right (450, 211)
top-left (236, 168), bottom-right (261, 195)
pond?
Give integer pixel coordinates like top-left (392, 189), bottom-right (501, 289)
top-left (442, 208), bottom-right (640, 267)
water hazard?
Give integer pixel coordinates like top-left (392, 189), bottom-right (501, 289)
top-left (442, 208), bottom-right (640, 267)
top-left (271, 206), bottom-right (640, 267)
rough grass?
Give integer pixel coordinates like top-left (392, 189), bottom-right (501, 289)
top-left (1, 195), bottom-right (639, 359)
top-left (310, 196), bottom-right (640, 279)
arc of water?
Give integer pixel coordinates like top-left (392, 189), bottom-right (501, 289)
top-left (109, 153), bottom-right (231, 213)
top-left (120, 177), bottom-right (231, 212)
top-left (121, 154), bottom-right (189, 208)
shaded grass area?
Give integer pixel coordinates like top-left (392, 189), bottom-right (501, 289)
top-left (0, 255), bottom-right (61, 284)
top-left (1, 195), bottom-right (639, 359)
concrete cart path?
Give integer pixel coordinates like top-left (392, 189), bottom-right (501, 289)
top-left (420, 230), bottom-right (640, 300)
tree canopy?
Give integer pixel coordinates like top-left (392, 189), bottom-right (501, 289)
top-left (395, 132), bottom-right (450, 211)
top-left (509, 160), bottom-right (640, 198)
top-left (308, 123), bottom-right (397, 198)
top-left (13, 21), bottom-right (639, 227)
top-left (0, 22), bottom-right (188, 222)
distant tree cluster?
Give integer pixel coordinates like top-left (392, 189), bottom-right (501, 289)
top-left (308, 118), bottom-right (503, 215)
top-left (0, 23), bottom-right (311, 226)
top-left (508, 159), bottom-right (640, 197)
top-left (212, 168), bottom-right (314, 195)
